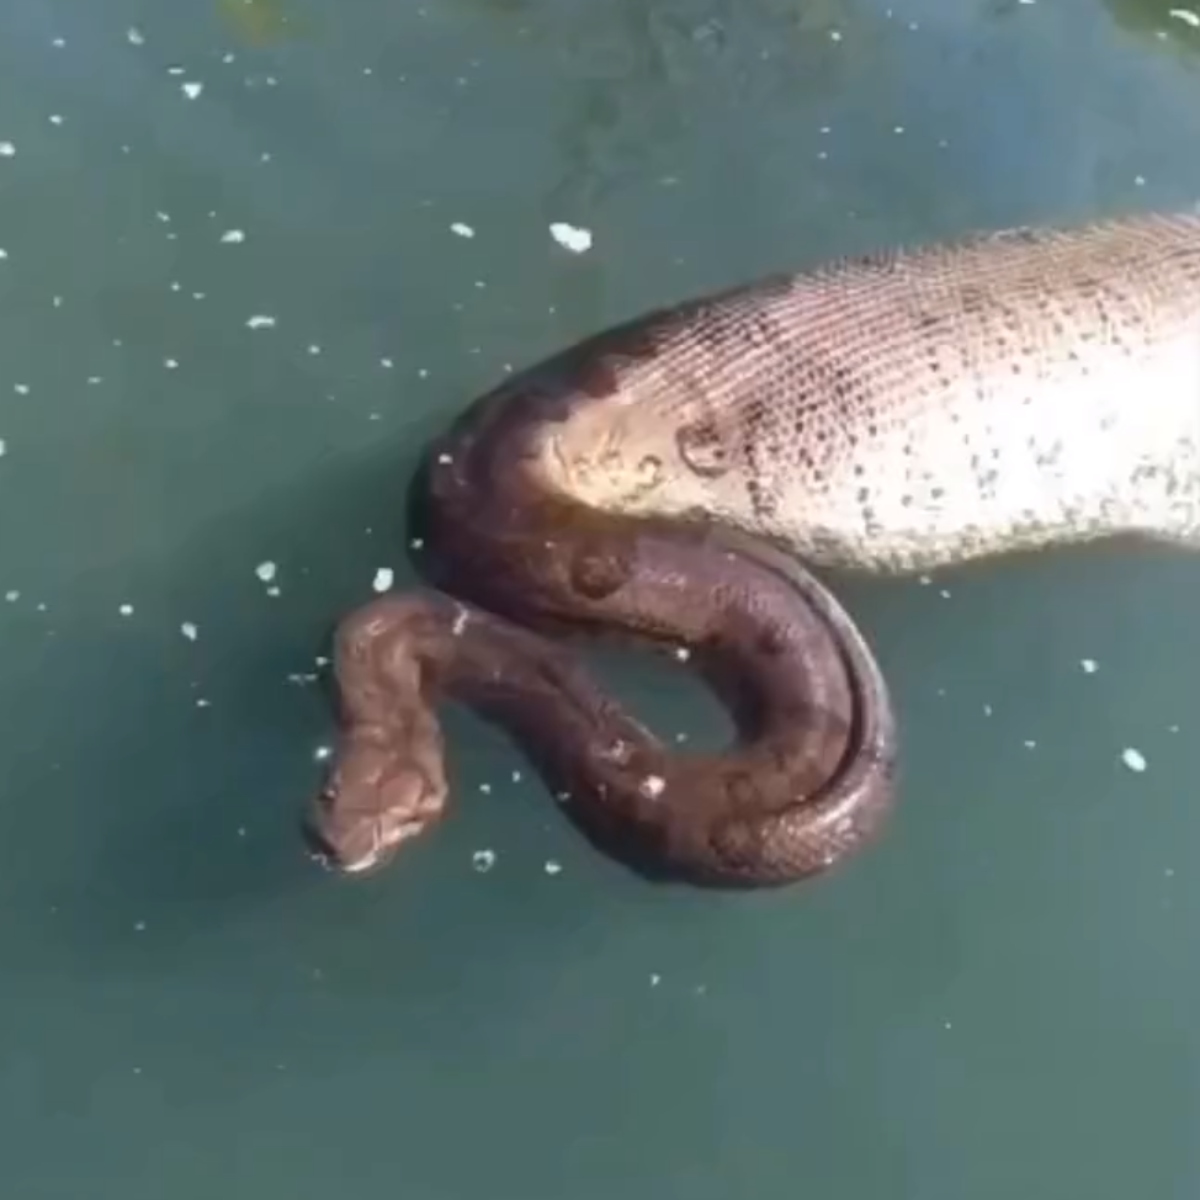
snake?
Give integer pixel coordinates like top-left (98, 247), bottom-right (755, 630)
top-left (304, 208), bottom-right (1200, 886)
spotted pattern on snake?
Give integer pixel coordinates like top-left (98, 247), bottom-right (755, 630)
top-left (536, 212), bottom-right (1200, 570)
top-left (308, 209), bottom-right (1200, 887)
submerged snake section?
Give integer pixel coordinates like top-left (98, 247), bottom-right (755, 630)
top-left (305, 208), bottom-right (1200, 885)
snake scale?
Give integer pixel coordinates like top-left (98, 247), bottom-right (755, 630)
top-left (305, 208), bottom-right (1200, 885)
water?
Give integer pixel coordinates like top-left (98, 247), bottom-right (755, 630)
top-left (1, 1), bottom-right (1199, 1196)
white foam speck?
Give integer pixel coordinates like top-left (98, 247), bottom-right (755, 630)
top-left (181, 81), bottom-right (203, 99)
top-left (549, 222), bottom-right (593, 253)
top-left (1080, 658), bottom-right (1098, 673)
top-left (13, 384), bottom-right (28, 395)
top-left (649, 973), bottom-right (661, 986)
top-left (220, 229), bottom-right (245, 243)
top-left (4, 591), bottom-right (18, 602)
top-left (0, 249), bottom-right (7, 260)
top-left (450, 222), bottom-right (475, 238)
top-left (0, 439), bottom-right (5, 457)
top-left (164, 358), bottom-right (179, 369)
top-left (544, 860), bottom-right (562, 876)
top-left (0, 142), bottom-right (15, 157)
top-left (1121, 747), bottom-right (1147, 772)
top-left (1023, 739), bottom-right (1037, 749)
top-left (127, 26), bottom-right (145, 45)
top-left (1169, 8), bottom-right (1200, 27)
top-left (471, 848), bottom-right (496, 872)
top-left (49, 115), bottom-right (63, 126)
top-left (640, 774), bottom-right (666, 798)
top-left (246, 314), bottom-right (276, 329)
top-left (372, 567), bottom-right (394, 592)
top-left (119, 604), bottom-right (134, 616)
top-left (255, 561), bottom-right (277, 583)
top-left (180, 622), bottom-right (198, 641)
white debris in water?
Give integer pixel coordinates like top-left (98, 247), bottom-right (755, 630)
top-left (126, 26), bottom-right (145, 45)
top-left (246, 314), bottom-right (276, 329)
top-left (0, 142), bottom-right (15, 157)
top-left (4, 591), bottom-right (18, 602)
top-left (639, 774), bottom-right (666, 798)
top-left (196, 698), bottom-right (211, 708)
top-left (255, 561), bottom-right (277, 583)
top-left (1080, 658), bottom-right (1099, 674)
top-left (220, 228), bottom-right (246, 243)
top-left (450, 222), bottom-right (475, 238)
top-left (1121, 747), bottom-right (1148, 773)
top-left (1023, 739), bottom-right (1037, 749)
top-left (511, 770), bottom-right (522, 783)
top-left (134, 920), bottom-right (146, 932)
top-left (372, 567), bottom-right (394, 592)
top-left (1169, 8), bottom-right (1200, 27)
top-left (649, 973), bottom-right (661, 987)
top-left (119, 604), bottom-right (134, 617)
top-left (180, 622), bottom-right (198, 641)
top-left (164, 358), bottom-right (179, 369)
top-left (939, 588), bottom-right (952, 599)
top-left (380, 357), bottom-right (394, 369)
top-left (312, 744), bottom-right (332, 762)
top-left (49, 114), bottom-right (63, 126)
top-left (478, 782), bottom-right (492, 795)
top-left (673, 646), bottom-right (691, 661)
top-left (0, 439), bottom-right (5, 457)
top-left (549, 222), bottom-right (593, 253)
top-left (544, 860), bottom-right (562, 876)
top-left (471, 848), bottom-right (496, 872)
top-left (982, 703), bottom-right (993, 717)
top-left (0, 249), bottom-right (7, 260)
top-left (266, 586), bottom-right (281, 598)
top-left (13, 383), bottom-right (28, 395)
top-left (181, 81), bottom-right (203, 100)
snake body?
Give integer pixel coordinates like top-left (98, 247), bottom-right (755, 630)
top-left (307, 209), bottom-right (1200, 884)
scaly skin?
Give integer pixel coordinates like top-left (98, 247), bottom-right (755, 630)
top-left (307, 209), bottom-right (1200, 886)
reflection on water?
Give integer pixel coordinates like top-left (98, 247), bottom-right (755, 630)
top-left (1105, 0), bottom-right (1200, 54)
top-left (216, 0), bottom-right (302, 45)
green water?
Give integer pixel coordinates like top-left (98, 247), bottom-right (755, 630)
top-left (1, 0), bottom-right (1199, 1196)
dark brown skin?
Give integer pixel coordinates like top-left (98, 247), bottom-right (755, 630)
top-left (305, 313), bottom-right (899, 886)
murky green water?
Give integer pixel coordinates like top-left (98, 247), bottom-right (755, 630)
top-left (2, 1), bottom-right (1199, 1196)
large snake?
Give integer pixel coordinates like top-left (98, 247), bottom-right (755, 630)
top-left (304, 209), bottom-right (1200, 885)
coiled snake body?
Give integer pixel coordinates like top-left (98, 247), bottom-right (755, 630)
top-left (306, 210), bottom-right (1200, 885)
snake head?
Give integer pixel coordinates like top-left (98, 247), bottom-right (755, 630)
top-left (304, 720), bottom-right (449, 876)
